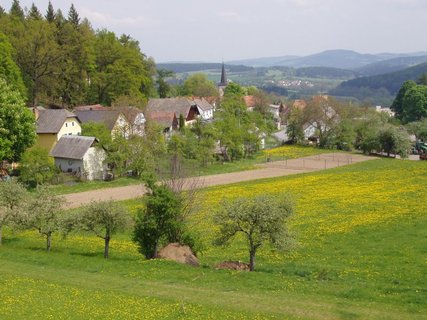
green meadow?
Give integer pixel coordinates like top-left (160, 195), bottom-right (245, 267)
top-left (1, 159), bottom-right (426, 319)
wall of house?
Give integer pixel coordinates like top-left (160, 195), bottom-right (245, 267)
top-left (83, 147), bottom-right (106, 181)
top-left (112, 114), bottom-right (131, 139)
top-left (54, 158), bottom-right (84, 176)
top-left (36, 133), bottom-right (57, 151)
top-left (57, 118), bottom-right (81, 139)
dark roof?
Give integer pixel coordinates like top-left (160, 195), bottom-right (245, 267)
top-left (74, 104), bottom-right (107, 111)
top-left (146, 98), bottom-right (195, 118)
top-left (49, 136), bottom-right (98, 160)
top-left (74, 110), bottom-right (123, 131)
top-left (36, 109), bottom-right (78, 134)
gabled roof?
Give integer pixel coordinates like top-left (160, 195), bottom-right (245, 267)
top-left (113, 106), bottom-right (145, 124)
top-left (146, 98), bottom-right (199, 119)
top-left (243, 95), bottom-right (257, 109)
top-left (146, 111), bottom-right (176, 128)
top-left (74, 110), bottom-right (124, 131)
top-left (36, 109), bottom-right (79, 134)
top-left (50, 136), bottom-right (98, 160)
top-left (193, 98), bottom-right (214, 111)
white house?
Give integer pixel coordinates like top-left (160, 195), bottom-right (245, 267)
top-left (49, 136), bottom-right (107, 181)
top-left (193, 98), bottom-right (214, 120)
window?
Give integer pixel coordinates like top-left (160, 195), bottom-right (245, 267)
top-left (65, 123), bottom-right (68, 127)
top-left (72, 121), bottom-right (74, 126)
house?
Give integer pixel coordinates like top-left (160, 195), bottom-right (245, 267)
top-left (243, 95), bottom-right (257, 111)
top-left (192, 98), bottom-right (214, 120)
top-left (74, 110), bottom-right (131, 138)
top-left (375, 105), bottom-right (395, 117)
top-left (34, 108), bottom-right (81, 151)
top-left (146, 98), bottom-right (201, 128)
top-left (75, 105), bottom-right (146, 136)
top-left (49, 135), bottom-right (106, 181)
top-left (146, 111), bottom-right (178, 134)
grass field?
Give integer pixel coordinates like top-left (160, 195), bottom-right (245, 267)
top-left (1, 159), bottom-right (426, 319)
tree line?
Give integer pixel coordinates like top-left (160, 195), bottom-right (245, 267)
top-left (0, 0), bottom-right (156, 108)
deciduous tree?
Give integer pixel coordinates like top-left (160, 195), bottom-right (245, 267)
top-left (214, 194), bottom-right (295, 271)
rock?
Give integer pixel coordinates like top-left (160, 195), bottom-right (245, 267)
top-left (158, 243), bottom-right (199, 267)
top-left (215, 261), bottom-right (250, 271)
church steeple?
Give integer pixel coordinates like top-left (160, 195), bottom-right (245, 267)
top-left (218, 62), bottom-right (227, 87)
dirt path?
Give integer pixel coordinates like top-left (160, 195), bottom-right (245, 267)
top-left (64, 153), bottom-right (374, 209)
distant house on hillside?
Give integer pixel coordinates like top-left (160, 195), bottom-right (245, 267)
top-left (50, 135), bottom-right (106, 181)
top-left (74, 109), bottom-right (131, 138)
top-left (146, 98), bottom-right (201, 128)
top-left (34, 108), bottom-right (81, 151)
top-left (192, 98), bottom-right (214, 120)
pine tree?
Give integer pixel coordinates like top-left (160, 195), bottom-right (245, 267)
top-left (10, 0), bottom-right (24, 19)
top-left (28, 3), bottom-right (42, 20)
top-left (55, 9), bottom-right (65, 28)
top-left (45, 1), bottom-right (55, 23)
top-left (68, 4), bottom-right (80, 26)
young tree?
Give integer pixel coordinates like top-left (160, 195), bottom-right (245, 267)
top-left (156, 69), bottom-right (173, 98)
top-left (28, 3), bottom-right (42, 20)
top-left (181, 73), bottom-right (219, 97)
top-left (133, 183), bottom-right (184, 259)
top-left (0, 180), bottom-right (28, 245)
top-left (79, 200), bottom-right (131, 258)
top-left (0, 78), bottom-right (36, 162)
top-left (24, 187), bottom-right (65, 251)
top-left (214, 194), bottom-right (295, 271)
top-left (19, 147), bottom-right (58, 188)
top-left (401, 85), bottom-right (427, 123)
top-left (45, 1), bottom-right (55, 22)
top-left (67, 4), bottom-right (80, 26)
top-left (378, 125), bottom-right (411, 158)
top-left (9, 0), bottom-right (24, 19)
top-left (286, 106), bottom-right (305, 144)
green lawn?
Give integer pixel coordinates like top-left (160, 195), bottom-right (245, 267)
top-left (1, 159), bottom-right (425, 319)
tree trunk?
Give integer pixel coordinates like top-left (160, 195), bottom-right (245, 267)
top-left (153, 241), bottom-right (158, 259)
top-left (46, 232), bottom-right (52, 252)
top-left (0, 224), bottom-right (3, 246)
top-left (104, 236), bottom-right (110, 259)
top-left (249, 248), bottom-right (256, 272)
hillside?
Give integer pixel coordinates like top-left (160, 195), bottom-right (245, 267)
top-left (295, 66), bottom-right (357, 79)
top-left (330, 62), bottom-right (427, 104)
top-left (357, 55), bottom-right (427, 76)
top-left (1, 159), bottom-right (426, 319)
top-left (156, 63), bottom-right (253, 73)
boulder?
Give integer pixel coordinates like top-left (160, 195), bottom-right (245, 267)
top-left (215, 261), bottom-right (250, 271)
top-left (158, 243), bottom-right (199, 267)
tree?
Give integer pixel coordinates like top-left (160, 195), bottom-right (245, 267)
top-left (24, 187), bottom-right (64, 251)
top-left (286, 106), bottom-right (305, 144)
top-left (401, 85), bottom-right (427, 123)
top-left (0, 78), bottom-right (36, 162)
top-left (224, 82), bottom-right (246, 98)
top-left (45, 1), bottom-right (55, 22)
top-left (79, 200), bottom-right (131, 258)
top-left (0, 32), bottom-right (26, 96)
top-left (156, 69), bottom-right (173, 98)
top-left (133, 181), bottom-right (196, 259)
top-left (0, 180), bottom-right (28, 245)
top-left (28, 3), bottom-right (42, 20)
top-left (181, 73), bottom-right (219, 97)
top-left (407, 119), bottom-right (427, 141)
top-left (214, 194), bottom-right (295, 271)
top-left (67, 4), bottom-right (80, 26)
top-left (391, 80), bottom-right (417, 120)
top-left (378, 125), bottom-right (411, 158)
top-left (9, 0), bottom-right (24, 19)
top-left (19, 147), bottom-right (58, 188)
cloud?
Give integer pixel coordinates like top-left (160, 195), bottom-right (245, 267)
top-left (80, 8), bottom-right (148, 27)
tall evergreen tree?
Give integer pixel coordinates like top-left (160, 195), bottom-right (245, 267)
top-left (28, 3), bottom-right (42, 20)
top-left (55, 9), bottom-right (65, 28)
top-left (45, 1), bottom-right (55, 23)
top-left (10, 0), bottom-right (24, 19)
top-left (68, 4), bottom-right (80, 26)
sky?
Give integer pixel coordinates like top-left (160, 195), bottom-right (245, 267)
top-left (1, 0), bottom-right (426, 63)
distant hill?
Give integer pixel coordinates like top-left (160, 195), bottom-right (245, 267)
top-left (156, 63), bottom-right (253, 73)
top-left (356, 55), bottom-right (427, 77)
top-left (295, 66), bottom-right (357, 79)
top-left (330, 62), bottom-right (427, 103)
top-left (227, 55), bottom-right (300, 67)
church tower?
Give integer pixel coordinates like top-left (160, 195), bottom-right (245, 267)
top-left (218, 62), bottom-right (227, 97)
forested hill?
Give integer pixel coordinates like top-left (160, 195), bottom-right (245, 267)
top-left (330, 62), bottom-right (427, 103)
top-left (156, 63), bottom-right (253, 73)
top-left (356, 55), bottom-right (427, 77)
top-left (295, 67), bottom-right (357, 79)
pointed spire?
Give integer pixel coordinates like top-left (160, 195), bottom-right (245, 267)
top-left (219, 62), bottom-right (227, 86)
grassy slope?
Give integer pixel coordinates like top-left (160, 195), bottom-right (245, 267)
top-left (1, 159), bottom-right (426, 319)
